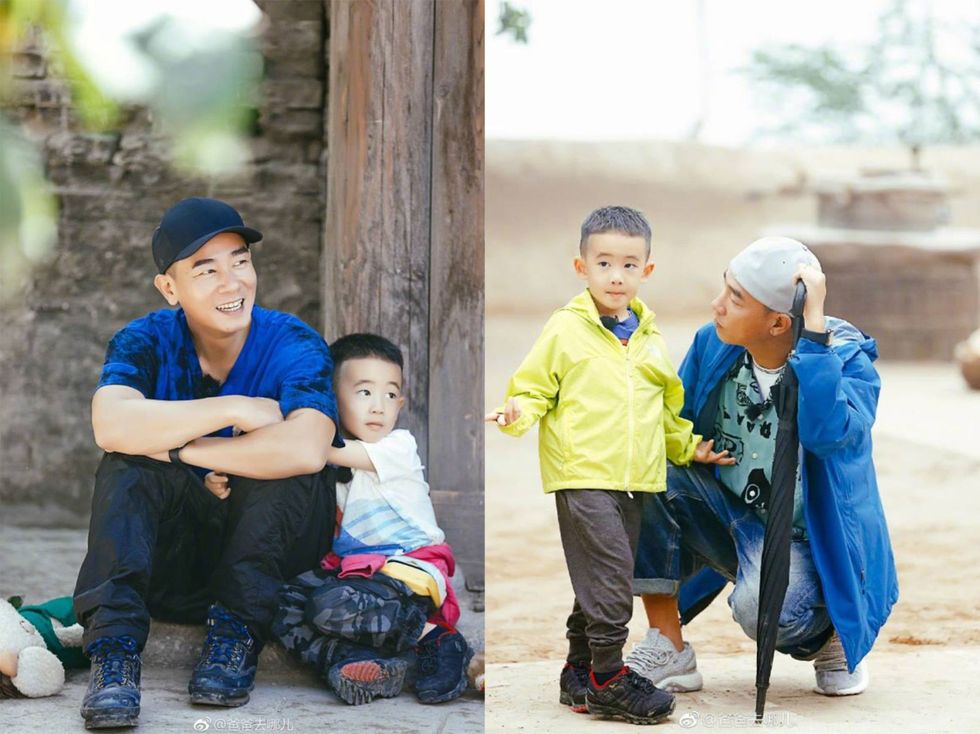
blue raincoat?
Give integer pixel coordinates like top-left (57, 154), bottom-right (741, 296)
top-left (675, 318), bottom-right (898, 671)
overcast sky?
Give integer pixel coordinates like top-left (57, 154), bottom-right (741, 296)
top-left (487, 0), bottom-right (979, 146)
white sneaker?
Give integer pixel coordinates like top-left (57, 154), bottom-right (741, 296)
top-left (625, 627), bottom-right (703, 692)
top-left (813, 631), bottom-right (869, 696)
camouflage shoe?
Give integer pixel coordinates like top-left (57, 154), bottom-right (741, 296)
top-left (327, 656), bottom-right (410, 705)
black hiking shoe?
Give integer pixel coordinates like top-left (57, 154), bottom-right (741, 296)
top-left (188, 603), bottom-right (259, 707)
top-left (559, 662), bottom-right (591, 713)
top-left (328, 656), bottom-right (410, 705)
top-left (80, 636), bottom-right (141, 729)
top-left (414, 625), bottom-right (473, 704)
top-left (586, 665), bottom-right (675, 725)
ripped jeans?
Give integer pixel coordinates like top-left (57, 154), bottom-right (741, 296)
top-left (633, 463), bottom-right (833, 659)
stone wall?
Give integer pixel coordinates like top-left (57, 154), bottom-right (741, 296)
top-left (0, 1), bottom-right (329, 524)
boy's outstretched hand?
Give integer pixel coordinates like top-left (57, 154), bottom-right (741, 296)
top-left (484, 397), bottom-right (521, 426)
top-left (204, 471), bottom-right (231, 500)
top-left (693, 439), bottom-right (736, 465)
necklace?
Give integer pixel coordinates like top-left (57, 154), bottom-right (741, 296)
top-left (753, 361), bottom-right (785, 375)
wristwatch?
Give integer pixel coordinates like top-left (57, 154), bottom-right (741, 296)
top-left (801, 328), bottom-right (831, 345)
top-left (169, 444), bottom-right (187, 466)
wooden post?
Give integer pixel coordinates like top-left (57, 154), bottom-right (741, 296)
top-left (428, 0), bottom-right (485, 588)
top-left (323, 0), bottom-right (484, 586)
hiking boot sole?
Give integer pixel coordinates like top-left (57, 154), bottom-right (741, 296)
top-left (559, 690), bottom-right (589, 713)
top-left (587, 697), bottom-right (675, 725)
top-left (82, 708), bottom-right (139, 729)
top-left (416, 647), bottom-right (474, 704)
top-left (189, 688), bottom-right (252, 707)
top-left (328, 659), bottom-right (408, 705)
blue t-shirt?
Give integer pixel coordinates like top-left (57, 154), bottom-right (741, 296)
top-left (611, 309), bottom-right (640, 344)
top-left (97, 305), bottom-right (344, 453)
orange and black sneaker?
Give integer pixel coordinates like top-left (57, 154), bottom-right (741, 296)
top-left (586, 665), bottom-right (675, 725)
top-left (559, 662), bottom-right (591, 713)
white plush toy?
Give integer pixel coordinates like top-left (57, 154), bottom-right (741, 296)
top-left (0, 597), bottom-right (82, 698)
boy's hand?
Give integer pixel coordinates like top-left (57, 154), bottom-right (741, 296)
top-left (204, 471), bottom-right (231, 500)
top-left (484, 397), bottom-right (521, 426)
top-left (693, 439), bottom-right (736, 465)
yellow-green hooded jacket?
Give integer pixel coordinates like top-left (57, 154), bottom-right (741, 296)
top-left (498, 290), bottom-right (700, 493)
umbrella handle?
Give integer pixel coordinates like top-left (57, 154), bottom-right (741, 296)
top-left (790, 281), bottom-right (807, 345)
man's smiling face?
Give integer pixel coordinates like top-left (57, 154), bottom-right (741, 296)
top-left (154, 232), bottom-right (257, 337)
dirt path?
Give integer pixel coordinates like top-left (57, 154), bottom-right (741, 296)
top-left (485, 313), bottom-right (980, 732)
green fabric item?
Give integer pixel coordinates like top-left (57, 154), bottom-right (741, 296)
top-left (17, 596), bottom-right (90, 669)
top-left (714, 353), bottom-right (807, 537)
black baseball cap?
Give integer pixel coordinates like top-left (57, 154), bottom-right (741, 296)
top-left (152, 197), bottom-right (263, 274)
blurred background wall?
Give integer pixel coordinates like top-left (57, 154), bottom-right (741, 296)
top-left (1, 0), bottom-right (327, 525)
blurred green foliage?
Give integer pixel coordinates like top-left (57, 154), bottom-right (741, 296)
top-left (743, 0), bottom-right (980, 164)
top-left (497, 1), bottom-right (530, 44)
top-left (0, 0), bottom-right (261, 301)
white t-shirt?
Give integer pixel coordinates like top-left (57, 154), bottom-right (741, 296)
top-left (751, 361), bottom-right (785, 400)
top-left (332, 429), bottom-right (446, 556)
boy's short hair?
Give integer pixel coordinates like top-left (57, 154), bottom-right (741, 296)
top-left (579, 206), bottom-right (652, 257)
top-left (330, 333), bottom-right (404, 375)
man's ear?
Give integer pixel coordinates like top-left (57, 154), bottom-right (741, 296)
top-left (573, 257), bottom-right (588, 280)
top-left (641, 261), bottom-right (656, 280)
top-left (769, 311), bottom-right (793, 337)
top-left (153, 272), bottom-right (180, 306)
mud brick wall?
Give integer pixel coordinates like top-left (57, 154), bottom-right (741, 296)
top-left (0, 1), bottom-right (329, 524)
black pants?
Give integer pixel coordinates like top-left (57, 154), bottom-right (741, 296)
top-left (73, 452), bottom-right (336, 651)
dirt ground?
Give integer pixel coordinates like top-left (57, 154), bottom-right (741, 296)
top-left (484, 311), bottom-right (980, 732)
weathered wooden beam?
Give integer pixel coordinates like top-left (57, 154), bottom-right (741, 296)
top-left (428, 0), bottom-right (485, 587)
top-left (323, 0), bottom-right (484, 584)
top-left (323, 0), bottom-right (434, 454)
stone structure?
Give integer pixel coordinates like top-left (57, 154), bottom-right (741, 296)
top-left (1, 1), bottom-right (328, 526)
top-left (2, 3), bottom-right (485, 590)
top-left (774, 172), bottom-right (980, 361)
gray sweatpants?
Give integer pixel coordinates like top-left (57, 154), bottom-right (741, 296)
top-left (554, 488), bottom-right (643, 674)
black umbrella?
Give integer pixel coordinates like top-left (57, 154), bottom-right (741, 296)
top-left (755, 281), bottom-right (807, 722)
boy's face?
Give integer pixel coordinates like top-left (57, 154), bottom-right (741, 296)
top-left (711, 270), bottom-right (790, 346)
top-left (574, 232), bottom-right (654, 319)
top-left (153, 232), bottom-right (257, 338)
top-left (335, 357), bottom-right (405, 443)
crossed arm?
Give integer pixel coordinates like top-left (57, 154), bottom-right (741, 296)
top-left (92, 385), bottom-right (336, 479)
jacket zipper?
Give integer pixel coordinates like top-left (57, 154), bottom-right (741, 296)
top-left (596, 311), bottom-right (645, 492)
top-left (625, 346), bottom-right (634, 491)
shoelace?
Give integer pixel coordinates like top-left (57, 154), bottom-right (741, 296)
top-left (628, 641), bottom-right (675, 669)
top-left (623, 668), bottom-right (659, 695)
top-left (89, 637), bottom-right (139, 688)
top-left (200, 607), bottom-right (252, 669)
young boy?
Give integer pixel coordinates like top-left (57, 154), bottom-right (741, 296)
top-left (486, 206), bottom-right (733, 725)
top-left (212, 334), bottom-right (473, 705)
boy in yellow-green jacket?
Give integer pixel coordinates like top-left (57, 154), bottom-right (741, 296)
top-left (486, 206), bottom-right (733, 725)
